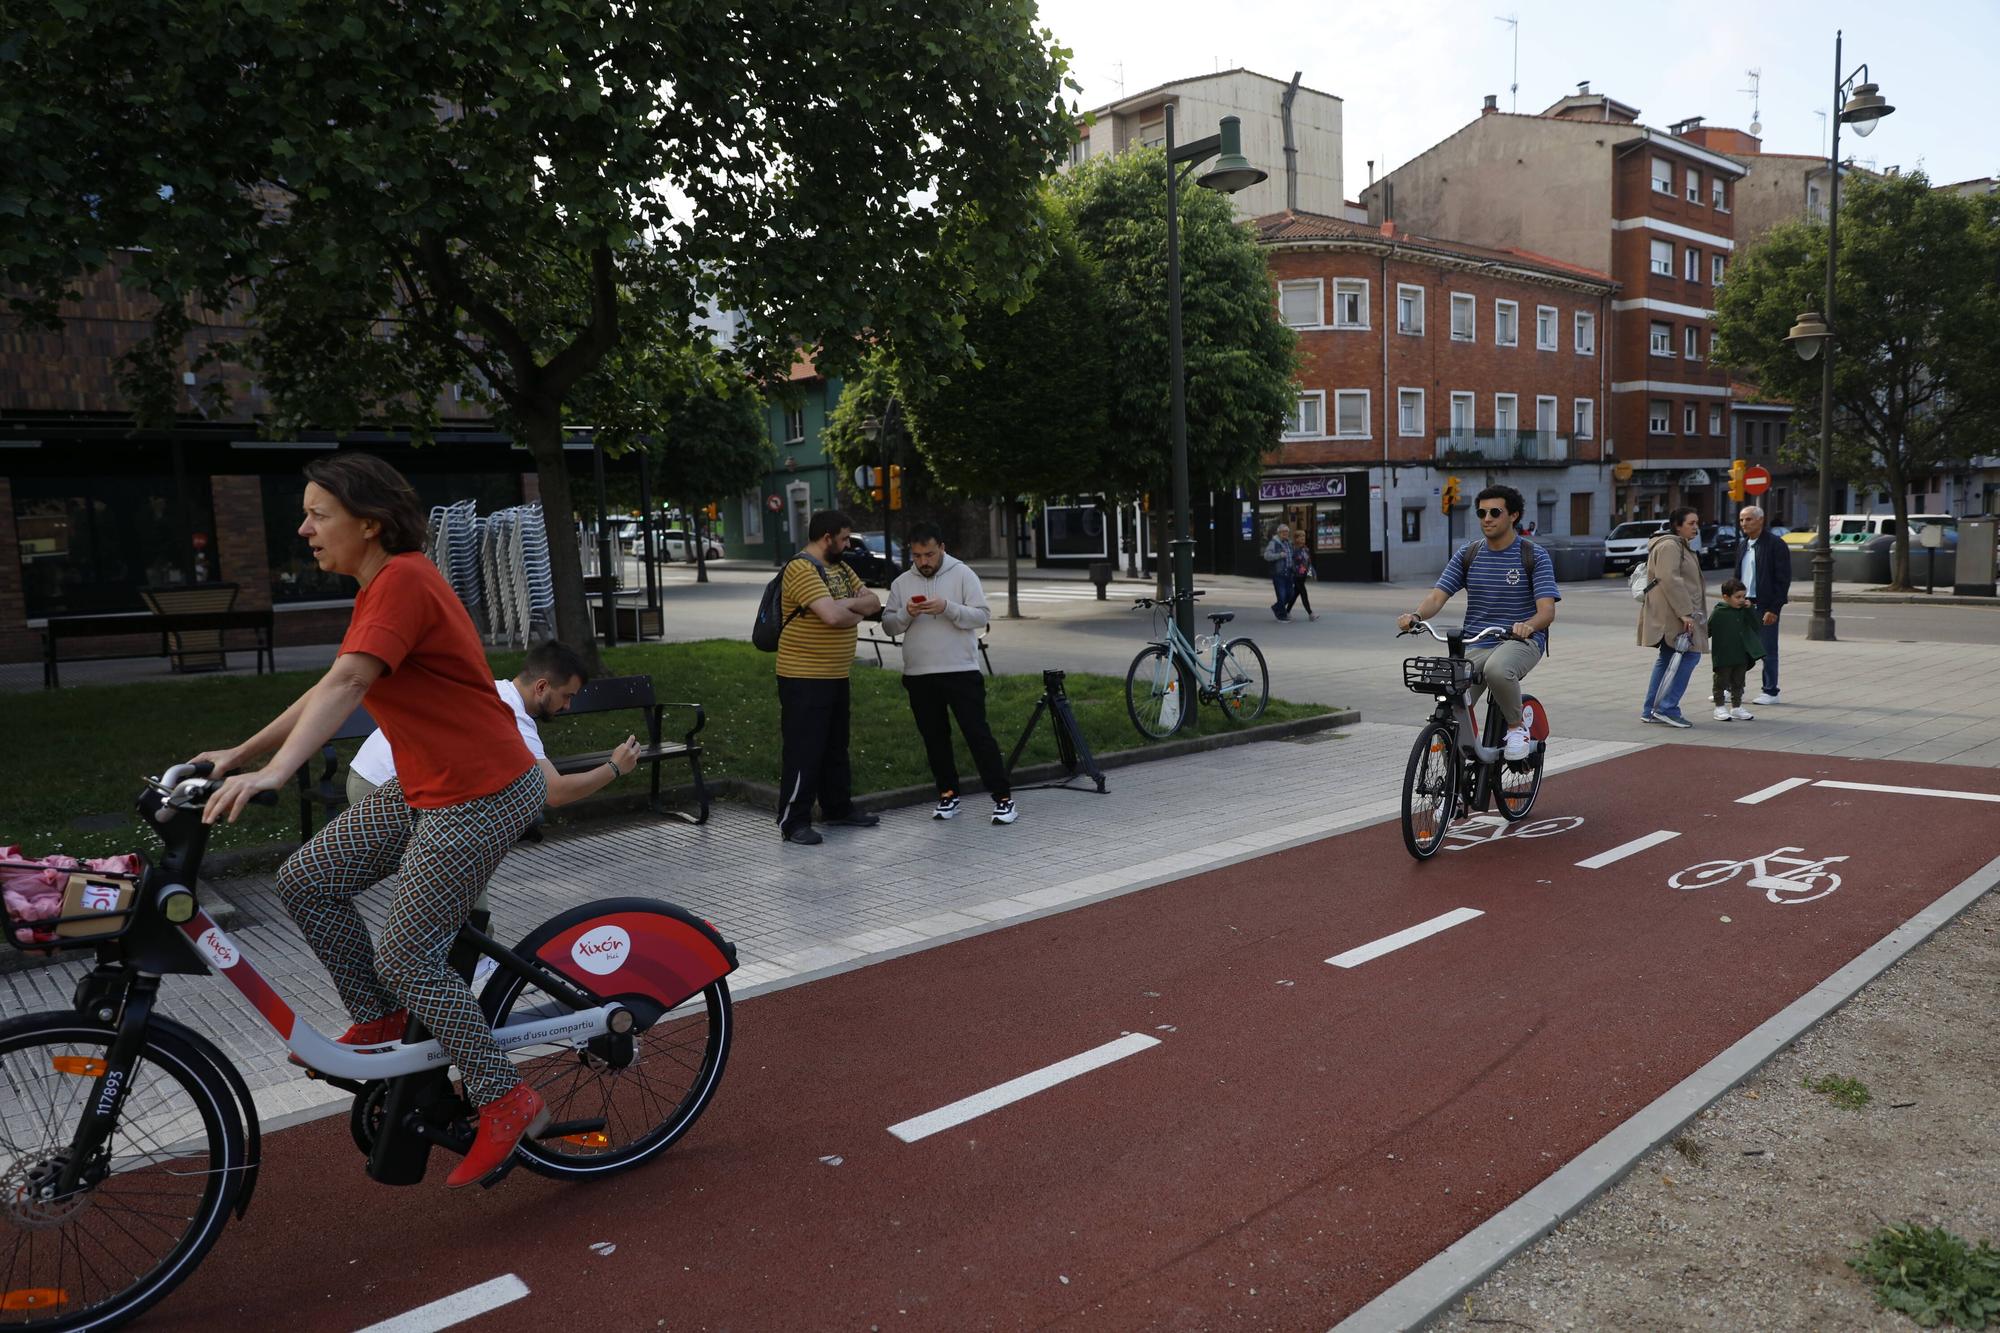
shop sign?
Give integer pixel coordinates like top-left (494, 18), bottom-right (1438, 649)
top-left (1258, 475), bottom-right (1347, 502)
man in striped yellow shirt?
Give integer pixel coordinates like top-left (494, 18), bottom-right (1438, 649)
top-left (776, 510), bottom-right (884, 845)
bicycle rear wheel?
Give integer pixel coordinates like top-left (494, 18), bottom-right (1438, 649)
top-left (1125, 644), bottom-right (1191, 739)
top-left (1401, 722), bottom-right (1459, 860)
top-left (1214, 638), bottom-right (1269, 724)
top-left (0, 1013), bottom-right (243, 1331)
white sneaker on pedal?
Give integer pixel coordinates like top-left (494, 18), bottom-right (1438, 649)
top-left (1713, 706), bottom-right (1732, 721)
top-left (1503, 725), bottom-right (1531, 761)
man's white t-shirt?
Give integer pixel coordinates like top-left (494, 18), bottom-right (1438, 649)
top-left (350, 679), bottom-right (548, 787)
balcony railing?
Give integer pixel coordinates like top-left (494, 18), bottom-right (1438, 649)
top-left (1434, 432), bottom-right (1570, 465)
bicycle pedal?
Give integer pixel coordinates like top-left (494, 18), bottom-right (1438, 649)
top-left (477, 1156), bottom-right (520, 1190)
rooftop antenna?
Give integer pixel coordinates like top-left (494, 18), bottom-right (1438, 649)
top-left (1741, 68), bottom-right (1763, 137)
top-left (1495, 14), bottom-right (1519, 111)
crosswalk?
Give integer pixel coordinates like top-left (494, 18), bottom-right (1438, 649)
top-left (1007, 583), bottom-right (1119, 603)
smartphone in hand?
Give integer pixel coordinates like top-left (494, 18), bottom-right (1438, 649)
top-left (909, 594), bottom-right (927, 605)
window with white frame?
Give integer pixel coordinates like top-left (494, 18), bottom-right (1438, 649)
top-left (1683, 404), bottom-right (1697, 434)
top-left (1277, 279), bottom-right (1323, 328)
top-left (1712, 178), bottom-right (1729, 211)
top-left (1685, 166), bottom-right (1701, 203)
top-left (1651, 157), bottom-right (1672, 193)
top-left (1449, 391), bottom-right (1476, 436)
top-left (1574, 310), bottom-right (1595, 354)
top-left (1574, 397), bottom-right (1594, 439)
top-left (1494, 300), bottom-right (1518, 347)
top-left (1650, 239), bottom-right (1674, 276)
top-left (1396, 284), bottom-right (1425, 335)
top-left (1333, 279), bottom-right (1369, 328)
top-left (783, 406), bottom-right (805, 442)
top-left (1398, 388), bottom-right (1425, 436)
top-left (1684, 326), bottom-right (1700, 360)
top-left (1709, 405), bottom-right (1724, 436)
top-left (1334, 390), bottom-right (1370, 438)
top-left (1712, 254), bottom-right (1726, 285)
top-left (1807, 182), bottom-right (1823, 215)
top-left (1494, 393), bottom-right (1518, 434)
top-left (1284, 391), bottom-right (1325, 438)
top-left (1536, 305), bottom-right (1557, 350)
top-left (1534, 395), bottom-right (1558, 436)
top-left (1449, 292), bottom-right (1475, 341)
top-left (1649, 399), bottom-right (1671, 434)
top-left (1650, 321), bottom-right (1673, 356)
top-left (1685, 246), bottom-right (1702, 282)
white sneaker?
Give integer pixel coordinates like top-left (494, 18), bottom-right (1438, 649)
top-left (1730, 706), bottom-right (1755, 721)
top-left (990, 798), bottom-right (1019, 825)
top-left (1713, 706), bottom-right (1732, 721)
top-left (1502, 725), bottom-right (1531, 761)
top-left (932, 795), bottom-right (961, 820)
top-left (1752, 692), bottom-right (1779, 705)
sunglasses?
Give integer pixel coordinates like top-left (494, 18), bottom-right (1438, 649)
top-left (1476, 507), bottom-right (1509, 519)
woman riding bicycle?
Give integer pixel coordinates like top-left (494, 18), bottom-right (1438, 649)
top-left (196, 452), bottom-right (552, 1188)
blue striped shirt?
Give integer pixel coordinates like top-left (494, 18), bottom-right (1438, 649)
top-left (1434, 537), bottom-right (1561, 655)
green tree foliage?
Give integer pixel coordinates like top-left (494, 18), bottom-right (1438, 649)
top-left (1713, 172), bottom-right (2000, 586)
top-left (3, 0), bottom-right (1077, 648)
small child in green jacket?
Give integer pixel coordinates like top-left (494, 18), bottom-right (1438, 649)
top-left (1710, 578), bottom-right (1766, 721)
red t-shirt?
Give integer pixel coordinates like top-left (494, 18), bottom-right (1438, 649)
top-left (340, 552), bottom-right (533, 808)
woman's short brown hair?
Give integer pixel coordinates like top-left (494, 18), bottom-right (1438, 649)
top-left (302, 452), bottom-right (427, 554)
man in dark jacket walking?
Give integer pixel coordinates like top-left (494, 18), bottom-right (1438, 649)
top-left (1734, 506), bottom-right (1791, 704)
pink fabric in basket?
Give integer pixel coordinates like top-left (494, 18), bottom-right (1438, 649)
top-left (2, 845), bottom-right (144, 945)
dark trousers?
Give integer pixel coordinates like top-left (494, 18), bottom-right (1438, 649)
top-left (1271, 573), bottom-right (1293, 619)
top-left (1286, 579), bottom-right (1313, 615)
top-left (1753, 605), bottom-right (1781, 695)
top-left (777, 676), bottom-right (853, 833)
top-left (904, 671), bottom-right (1010, 800)
top-left (1712, 663), bottom-right (1749, 707)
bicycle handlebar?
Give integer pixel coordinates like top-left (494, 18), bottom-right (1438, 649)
top-left (1131, 590), bottom-right (1206, 610)
top-left (1394, 619), bottom-right (1521, 645)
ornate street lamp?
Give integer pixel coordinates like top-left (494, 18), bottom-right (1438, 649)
top-left (1785, 30), bottom-right (1894, 643)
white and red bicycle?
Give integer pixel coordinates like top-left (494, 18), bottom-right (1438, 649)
top-left (1, 761), bottom-right (738, 1329)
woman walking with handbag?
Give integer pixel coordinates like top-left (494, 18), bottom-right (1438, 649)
top-left (1638, 507), bottom-right (1709, 727)
top-left (1285, 529), bottom-right (1319, 621)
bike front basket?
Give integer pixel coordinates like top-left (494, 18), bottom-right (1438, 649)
top-left (2, 857), bottom-right (147, 953)
top-left (1403, 656), bottom-right (1475, 696)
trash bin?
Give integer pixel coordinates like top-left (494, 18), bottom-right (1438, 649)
top-left (1086, 560), bottom-right (1114, 600)
top-left (1533, 536), bottom-right (1607, 584)
top-left (1955, 518), bottom-right (1996, 596)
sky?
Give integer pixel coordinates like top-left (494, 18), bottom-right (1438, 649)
top-left (1032, 0), bottom-right (1997, 202)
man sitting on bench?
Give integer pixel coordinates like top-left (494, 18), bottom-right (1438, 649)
top-left (347, 640), bottom-right (641, 807)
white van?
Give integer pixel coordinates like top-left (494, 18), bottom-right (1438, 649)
top-left (1829, 514), bottom-right (1956, 543)
top-left (1603, 519), bottom-right (1670, 574)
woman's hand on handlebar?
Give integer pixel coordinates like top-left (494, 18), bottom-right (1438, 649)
top-left (202, 768), bottom-right (284, 825)
top-left (188, 746), bottom-right (243, 779)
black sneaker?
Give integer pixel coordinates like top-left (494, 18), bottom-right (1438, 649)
top-left (933, 794), bottom-right (962, 820)
top-left (828, 811), bottom-right (880, 828)
top-left (784, 826), bottom-right (823, 846)
top-left (990, 798), bottom-right (1019, 825)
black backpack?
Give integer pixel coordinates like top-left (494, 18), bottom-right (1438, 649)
top-left (752, 553), bottom-right (831, 652)
top-left (1450, 536), bottom-right (1551, 654)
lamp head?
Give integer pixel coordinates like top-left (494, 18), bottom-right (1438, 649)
top-left (859, 414), bottom-right (882, 443)
top-left (1840, 82), bottom-right (1893, 137)
top-left (1786, 311), bottom-right (1830, 361)
top-left (1196, 116), bottom-right (1268, 194)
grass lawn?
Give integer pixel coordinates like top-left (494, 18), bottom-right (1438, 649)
top-left (3, 639), bottom-right (1332, 860)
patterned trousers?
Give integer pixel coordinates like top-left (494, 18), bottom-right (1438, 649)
top-left (276, 764), bottom-right (546, 1106)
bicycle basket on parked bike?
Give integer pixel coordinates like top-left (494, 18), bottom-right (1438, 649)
top-left (1403, 656), bottom-right (1476, 697)
top-left (2, 845), bottom-right (147, 951)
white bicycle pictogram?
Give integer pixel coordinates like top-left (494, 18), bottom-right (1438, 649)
top-left (1443, 813), bottom-right (1584, 851)
top-left (1667, 846), bottom-right (1847, 905)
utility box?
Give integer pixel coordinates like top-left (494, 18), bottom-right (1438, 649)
top-left (1954, 518), bottom-right (1996, 596)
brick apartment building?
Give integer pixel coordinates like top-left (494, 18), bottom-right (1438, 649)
top-left (1361, 85), bottom-right (1745, 525)
top-left (1256, 211), bottom-right (1615, 579)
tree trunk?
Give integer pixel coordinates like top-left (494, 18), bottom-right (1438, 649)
top-left (1004, 498), bottom-right (1021, 619)
top-left (694, 507), bottom-right (710, 584)
top-left (1885, 453), bottom-right (1911, 590)
top-left (519, 410), bottom-right (602, 671)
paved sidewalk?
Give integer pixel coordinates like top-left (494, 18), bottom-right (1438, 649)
top-left (0, 723), bottom-right (1633, 1131)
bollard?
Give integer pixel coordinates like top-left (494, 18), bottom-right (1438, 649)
top-left (1087, 560), bottom-right (1113, 600)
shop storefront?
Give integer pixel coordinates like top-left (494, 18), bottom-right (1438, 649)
top-left (1249, 472), bottom-right (1373, 581)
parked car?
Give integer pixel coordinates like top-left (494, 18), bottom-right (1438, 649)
top-left (655, 527), bottom-right (724, 561)
top-left (1603, 519), bottom-right (1670, 575)
top-left (1700, 523), bottom-right (1742, 571)
top-left (853, 532), bottom-right (904, 565)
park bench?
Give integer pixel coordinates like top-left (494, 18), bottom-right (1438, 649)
top-left (43, 603), bottom-right (276, 688)
top-left (294, 674), bottom-right (709, 841)
top-left (856, 626), bottom-right (994, 677)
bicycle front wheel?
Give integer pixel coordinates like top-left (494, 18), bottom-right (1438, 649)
top-left (1214, 638), bottom-right (1270, 725)
top-left (0, 1013), bottom-right (243, 1331)
top-left (1125, 644), bottom-right (1191, 739)
top-left (1495, 746), bottom-right (1544, 822)
top-left (1401, 722), bottom-right (1459, 860)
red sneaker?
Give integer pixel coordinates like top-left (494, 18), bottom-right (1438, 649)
top-left (445, 1083), bottom-right (549, 1188)
top-left (287, 1009), bottom-right (409, 1069)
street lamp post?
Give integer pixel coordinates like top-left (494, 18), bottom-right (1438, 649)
top-left (1784, 29), bottom-right (1894, 644)
top-left (1163, 106), bottom-right (1267, 644)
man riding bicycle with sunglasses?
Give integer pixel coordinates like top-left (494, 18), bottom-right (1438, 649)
top-left (1396, 484), bottom-right (1559, 761)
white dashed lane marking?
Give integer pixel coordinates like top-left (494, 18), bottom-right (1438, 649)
top-left (1326, 908), bottom-right (1485, 969)
top-left (1575, 830), bottom-right (1681, 869)
top-left (888, 1033), bottom-right (1161, 1143)
top-left (354, 1274), bottom-right (529, 1332)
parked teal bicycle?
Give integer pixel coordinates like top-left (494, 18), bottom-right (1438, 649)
top-left (1124, 590), bottom-right (1270, 738)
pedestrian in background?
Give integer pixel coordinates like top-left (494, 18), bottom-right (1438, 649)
top-left (1263, 522), bottom-right (1294, 621)
top-left (1708, 578), bottom-right (1764, 721)
top-left (1734, 505), bottom-right (1791, 705)
top-left (775, 510), bottom-right (883, 846)
top-left (880, 523), bottom-right (1018, 826)
top-left (1285, 528), bottom-right (1319, 621)
top-left (1638, 506), bottom-right (1708, 728)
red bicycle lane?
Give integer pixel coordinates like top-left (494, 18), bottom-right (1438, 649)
top-left (144, 746), bottom-right (2000, 1331)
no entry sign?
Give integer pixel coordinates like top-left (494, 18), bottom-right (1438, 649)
top-left (1744, 465), bottom-right (1771, 496)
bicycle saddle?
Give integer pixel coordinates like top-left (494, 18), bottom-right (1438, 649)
top-left (1207, 612), bottom-right (1235, 627)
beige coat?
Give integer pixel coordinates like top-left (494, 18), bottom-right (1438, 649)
top-left (1637, 532), bottom-right (1709, 651)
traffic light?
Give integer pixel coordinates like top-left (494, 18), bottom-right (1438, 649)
top-left (1440, 475), bottom-right (1461, 517)
top-left (888, 465), bottom-right (904, 511)
top-left (1728, 458), bottom-right (1748, 503)
top-left (705, 502), bottom-right (719, 521)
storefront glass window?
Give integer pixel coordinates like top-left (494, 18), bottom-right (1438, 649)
top-left (261, 469), bottom-right (520, 604)
top-left (13, 475), bottom-right (218, 618)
